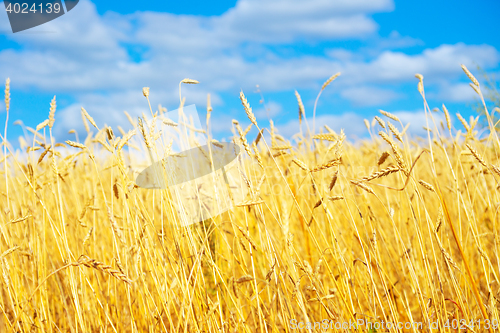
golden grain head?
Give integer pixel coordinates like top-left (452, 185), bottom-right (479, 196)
top-left (82, 107), bottom-right (99, 130)
top-left (456, 113), bottom-right (470, 132)
top-left (442, 104), bottom-right (451, 130)
top-left (379, 110), bottom-right (400, 122)
top-left (65, 140), bottom-right (86, 150)
top-left (374, 116), bottom-right (386, 129)
top-left (48, 96), bottom-right (56, 129)
top-left (180, 78), bottom-right (199, 84)
top-left (36, 119), bottom-right (50, 131)
top-left (461, 64), bottom-right (479, 87)
top-left (4, 78), bottom-right (10, 112)
top-left (418, 179), bottom-right (435, 192)
top-left (294, 90), bottom-right (305, 121)
top-left (469, 82), bottom-right (481, 95)
top-left (321, 72), bottom-right (341, 90)
top-left (163, 118), bottom-right (178, 127)
top-left (206, 93), bottom-right (212, 113)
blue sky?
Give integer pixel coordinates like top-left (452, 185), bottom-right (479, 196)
top-left (1, 0), bottom-right (499, 143)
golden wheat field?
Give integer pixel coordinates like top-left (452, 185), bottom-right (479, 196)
top-left (1, 66), bottom-right (500, 332)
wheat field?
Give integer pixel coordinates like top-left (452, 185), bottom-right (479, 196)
top-left (1, 66), bottom-right (500, 332)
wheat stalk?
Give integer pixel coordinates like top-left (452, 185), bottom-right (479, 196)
top-left (350, 181), bottom-right (375, 195)
top-left (82, 107), bottom-right (99, 130)
top-left (466, 144), bottom-right (487, 167)
top-left (295, 90), bottom-right (305, 125)
top-left (379, 110), bottom-right (400, 122)
top-left (361, 165), bottom-right (400, 182)
top-left (418, 180), bottom-right (435, 192)
top-left (240, 91), bottom-right (257, 126)
top-left (461, 64), bottom-right (479, 87)
top-left (456, 113), bottom-right (470, 133)
top-left (77, 255), bottom-right (132, 285)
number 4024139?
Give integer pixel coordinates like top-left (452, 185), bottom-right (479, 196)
top-left (5, 2), bottom-right (62, 14)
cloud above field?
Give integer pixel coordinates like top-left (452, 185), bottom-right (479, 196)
top-left (340, 86), bottom-right (400, 106)
top-left (0, 0), bottom-right (498, 141)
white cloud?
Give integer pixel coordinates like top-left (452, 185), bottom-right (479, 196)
top-left (255, 101), bottom-right (283, 118)
top-left (340, 86), bottom-right (400, 106)
top-left (339, 43), bottom-right (499, 86)
top-left (327, 49), bottom-right (357, 62)
top-left (433, 83), bottom-right (478, 102)
top-left (378, 30), bottom-right (423, 49)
